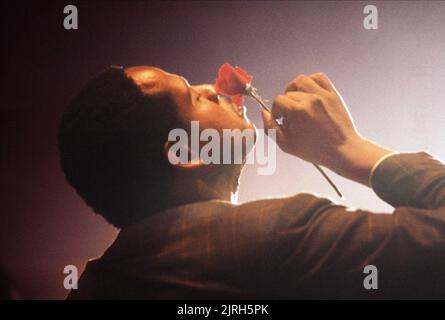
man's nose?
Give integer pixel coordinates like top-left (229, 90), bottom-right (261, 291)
top-left (192, 84), bottom-right (220, 104)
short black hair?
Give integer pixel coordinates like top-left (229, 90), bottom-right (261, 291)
top-left (59, 66), bottom-right (178, 228)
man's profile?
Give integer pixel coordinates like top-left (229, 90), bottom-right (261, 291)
top-left (59, 65), bottom-right (445, 299)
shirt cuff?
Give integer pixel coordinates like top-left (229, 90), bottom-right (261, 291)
top-left (368, 152), bottom-right (399, 189)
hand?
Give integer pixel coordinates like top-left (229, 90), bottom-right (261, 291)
top-left (263, 72), bottom-right (394, 186)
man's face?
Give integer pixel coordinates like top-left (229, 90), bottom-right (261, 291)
top-left (124, 66), bottom-right (257, 201)
top-left (125, 66), bottom-right (255, 134)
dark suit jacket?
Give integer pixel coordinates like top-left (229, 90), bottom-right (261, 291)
top-left (68, 152), bottom-right (445, 299)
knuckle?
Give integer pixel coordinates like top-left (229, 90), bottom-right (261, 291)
top-left (294, 74), bottom-right (307, 85)
top-left (285, 91), bottom-right (299, 100)
top-left (271, 96), bottom-right (279, 108)
top-left (272, 95), bottom-right (285, 108)
top-left (296, 74), bottom-right (307, 81)
top-left (272, 95), bottom-right (286, 114)
top-left (325, 90), bottom-right (338, 101)
top-left (312, 72), bottom-right (327, 79)
top-left (310, 94), bottom-right (323, 106)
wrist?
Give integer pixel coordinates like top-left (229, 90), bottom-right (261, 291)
top-left (331, 136), bottom-right (394, 186)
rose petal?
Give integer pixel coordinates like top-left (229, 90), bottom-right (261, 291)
top-left (231, 95), bottom-right (244, 107)
top-left (214, 63), bottom-right (252, 96)
top-left (234, 66), bottom-right (253, 84)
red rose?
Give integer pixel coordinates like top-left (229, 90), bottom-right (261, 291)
top-left (214, 63), bottom-right (253, 96)
top-left (231, 94), bottom-right (244, 107)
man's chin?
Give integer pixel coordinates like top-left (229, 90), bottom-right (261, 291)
top-left (249, 119), bottom-right (258, 144)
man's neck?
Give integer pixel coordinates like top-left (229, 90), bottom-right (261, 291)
top-left (170, 167), bottom-right (241, 207)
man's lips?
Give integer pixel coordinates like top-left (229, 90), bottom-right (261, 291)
top-left (232, 102), bottom-right (245, 117)
top-left (220, 96), bottom-right (245, 117)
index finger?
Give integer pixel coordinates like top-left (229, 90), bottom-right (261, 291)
top-left (271, 95), bottom-right (297, 119)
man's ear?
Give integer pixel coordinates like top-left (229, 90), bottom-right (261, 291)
top-left (163, 140), bottom-right (205, 170)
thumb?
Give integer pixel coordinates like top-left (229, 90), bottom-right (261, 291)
top-left (261, 110), bottom-right (287, 145)
top-left (262, 110), bottom-right (279, 134)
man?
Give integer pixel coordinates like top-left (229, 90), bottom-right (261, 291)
top-left (59, 66), bottom-right (445, 299)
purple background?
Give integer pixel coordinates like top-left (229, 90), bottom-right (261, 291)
top-left (1, 1), bottom-right (444, 299)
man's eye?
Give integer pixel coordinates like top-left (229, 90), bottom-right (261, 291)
top-left (206, 94), bottom-right (220, 104)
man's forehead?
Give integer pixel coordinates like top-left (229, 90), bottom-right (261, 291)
top-left (124, 66), bottom-right (188, 94)
top-left (124, 66), bottom-right (166, 91)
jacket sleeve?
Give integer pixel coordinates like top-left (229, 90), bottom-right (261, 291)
top-left (256, 152), bottom-right (445, 299)
top-left (371, 152), bottom-right (445, 209)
